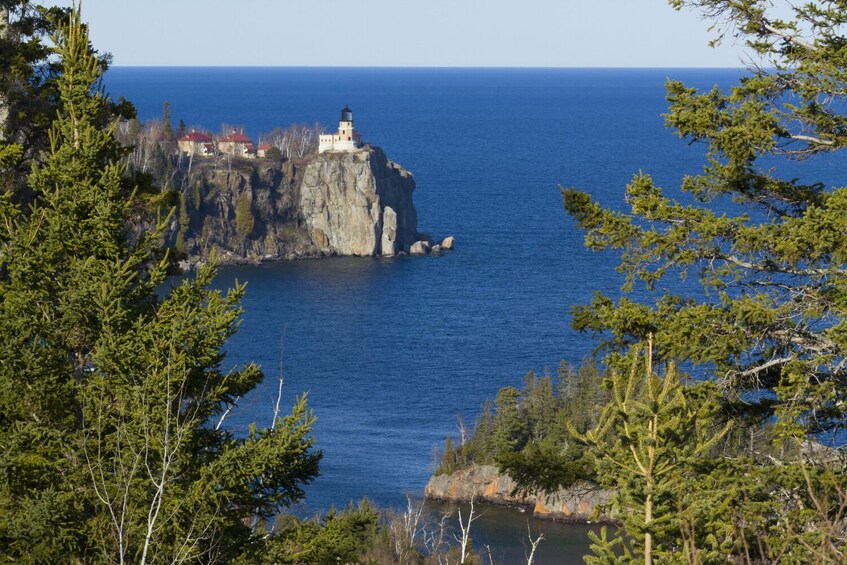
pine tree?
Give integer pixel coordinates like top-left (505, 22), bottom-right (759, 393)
top-left (0, 7), bottom-right (319, 562)
top-left (563, 0), bottom-right (847, 559)
top-left (0, 1), bottom-right (132, 189)
top-left (573, 338), bottom-right (730, 564)
top-left (564, 0), bottom-right (847, 443)
top-left (491, 386), bottom-right (527, 455)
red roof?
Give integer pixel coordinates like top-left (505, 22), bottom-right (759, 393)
top-left (179, 131), bottom-right (212, 142)
top-left (220, 132), bottom-right (252, 143)
top-left (245, 144), bottom-right (257, 152)
top-left (258, 144), bottom-right (272, 151)
top-left (203, 143), bottom-right (215, 152)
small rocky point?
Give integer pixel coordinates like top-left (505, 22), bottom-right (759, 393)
top-left (425, 464), bottom-right (615, 523)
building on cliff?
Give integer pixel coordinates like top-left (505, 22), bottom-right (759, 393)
top-left (219, 130), bottom-right (256, 158)
top-left (178, 129), bottom-right (268, 159)
top-left (177, 130), bottom-right (214, 156)
top-left (318, 106), bottom-right (363, 154)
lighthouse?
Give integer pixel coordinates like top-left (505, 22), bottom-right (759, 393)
top-left (318, 106), bottom-right (363, 153)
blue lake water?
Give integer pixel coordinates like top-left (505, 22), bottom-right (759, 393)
top-left (104, 67), bottom-right (847, 562)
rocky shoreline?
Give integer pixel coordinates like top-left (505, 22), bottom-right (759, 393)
top-left (424, 464), bottom-right (616, 524)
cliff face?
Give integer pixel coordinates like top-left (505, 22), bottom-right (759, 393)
top-left (173, 146), bottom-right (417, 264)
top-left (298, 146), bottom-right (417, 257)
top-left (425, 464), bottom-right (615, 524)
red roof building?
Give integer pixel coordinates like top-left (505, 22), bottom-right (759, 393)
top-left (178, 131), bottom-right (213, 143)
top-left (256, 144), bottom-right (273, 158)
top-left (219, 132), bottom-right (253, 144)
top-left (177, 130), bottom-right (214, 156)
top-left (218, 130), bottom-right (254, 157)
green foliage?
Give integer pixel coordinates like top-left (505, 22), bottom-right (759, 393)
top-left (0, 8), bottom-right (319, 562)
top-left (584, 526), bottom-right (634, 565)
top-left (573, 339), bottom-right (731, 563)
top-left (235, 192), bottom-right (255, 237)
top-left (0, 141), bottom-right (21, 167)
top-left (175, 190), bottom-right (189, 253)
top-left (161, 101), bottom-right (174, 142)
top-left (250, 501), bottom-right (381, 564)
top-left (0, 2), bottom-right (68, 157)
top-left (192, 180), bottom-right (202, 210)
top-left (264, 145), bottom-right (283, 160)
top-left (563, 2), bottom-right (847, 561)
top-left (492, 386), bottom-right (527, 454)
top-left (438, 434), bottom-right (459, 475)
top-left (176, 118), bottom-right (187, 139)
top-left (564, 0), bottom-right (847, 437)
top-left (0, 1), bottom-right (134, 193)
top-left (437, 360), bottom-right (608, 496)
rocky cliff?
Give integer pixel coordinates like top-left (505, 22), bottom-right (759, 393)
top-left (172, 146), bottom-right (420, 265)
top-left (425, 464), bottom-right (615, 524)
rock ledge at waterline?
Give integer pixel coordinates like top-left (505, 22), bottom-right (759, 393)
top-left (425, 464), bottom-right (615, 524)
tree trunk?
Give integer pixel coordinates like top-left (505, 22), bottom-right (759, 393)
top-left (0, 7), bottom-right (10, 139)
top-left (645, 489), bottom-right (653, 565)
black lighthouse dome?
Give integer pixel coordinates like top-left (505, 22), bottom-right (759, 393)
top-left (341, 106), bottom-right (353, 122)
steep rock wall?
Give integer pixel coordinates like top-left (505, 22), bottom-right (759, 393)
top-left (425, 464), bottom-right (615, 524)
top-left (173, 146), bottom-right (417, 264)
top-left (298, 146), bottom-right (417, 257)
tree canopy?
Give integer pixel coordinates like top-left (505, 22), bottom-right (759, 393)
top-left (565, 0), bottom-right (847, 436)
top-left (0, 7), bottom-right (320, 562)
top-left (561, 1), bottom-right (847, 561)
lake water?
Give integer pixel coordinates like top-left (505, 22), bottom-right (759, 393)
top-left (104, 67), bottom-right (847, 562)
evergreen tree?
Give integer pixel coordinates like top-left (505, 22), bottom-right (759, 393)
top-left (521, 371), bottom-right (557, 442)
top-left (0, 1), bottom-right (69, 145)
top-left (0, 7), bottom-right (319, 562)
top-left (562, 0), bottom-right (847, 560)
top-left (176, 118), bottom-right (187, 139)
top-left (0, 1), bottom-right (133, 188)
top-left (564, 0), bottom-right (847, 441)
top-left (466, 399), bottom-right (496, 464)
top-left (491, 386), bottom-right (527, 455)
top-left (573, 338), bottom-right (730, 564)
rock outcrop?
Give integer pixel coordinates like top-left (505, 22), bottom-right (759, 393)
top-left (298, 146), bottom-right (417, 257)
top-left (171, 146), bottom-right (419, 265)
top-left (425, 464), bottom-right (615, 523)
top-left (410, 241), bottom-right (431, 255)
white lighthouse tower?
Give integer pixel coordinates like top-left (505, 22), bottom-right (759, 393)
top-left (319, 106), bottom-right (362, 153)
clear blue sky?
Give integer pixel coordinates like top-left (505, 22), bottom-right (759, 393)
top-left (58, 0), bottom-right (747, 67)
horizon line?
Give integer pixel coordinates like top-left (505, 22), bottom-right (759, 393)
top-left (107, 64), bottom-right (749, 70)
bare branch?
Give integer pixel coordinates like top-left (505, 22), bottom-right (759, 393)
top-left (760, 20), bottom-right (817, 52)
top-left (215, 398), bottom-right (239, 431)
top-left (788, 133), bottom-right (834, 146)
top-left (525, 521), bottom-right (545, 565)
top-left (272, 330), bottom-right (286, 430)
